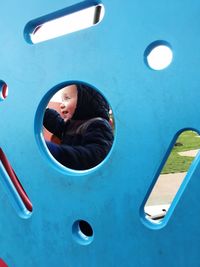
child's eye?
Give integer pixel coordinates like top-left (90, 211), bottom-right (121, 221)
top-left (63, 96), bottom-right (70, 101)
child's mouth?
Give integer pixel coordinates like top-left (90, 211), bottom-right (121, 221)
top-left (62, 110), bottom-right (69, 119)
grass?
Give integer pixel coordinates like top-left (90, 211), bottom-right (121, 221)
top-left (161, 130), bottom-right (200, 174)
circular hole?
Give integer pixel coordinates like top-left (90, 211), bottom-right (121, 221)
top-left (144, 41), bottom-right (173, 70)
top-left (72, 220), bottom-right (94, 245)
top-left (0, 81), bottom-right (8, 101)
top-left (39, 82), bottom-right (115, 172)
top-left (79, 220), bottom-right (93, 237)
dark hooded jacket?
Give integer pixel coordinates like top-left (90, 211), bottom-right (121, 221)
top-left (43, 84), bottom-right (114, 170)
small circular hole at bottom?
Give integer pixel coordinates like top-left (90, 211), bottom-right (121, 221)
top-left (72, 219), bottom-right (94, 245)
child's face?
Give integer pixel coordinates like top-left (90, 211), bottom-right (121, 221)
top-left (60, 85), bottom-right (78, 120)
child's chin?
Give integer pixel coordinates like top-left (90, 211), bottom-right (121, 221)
top-left (64, 116), bottom-right (71, 121)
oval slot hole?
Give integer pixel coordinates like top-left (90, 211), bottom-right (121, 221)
top-left (144, 130), bottom-right (200, 224)
top-left (25, 2), bottom-right (105, 44)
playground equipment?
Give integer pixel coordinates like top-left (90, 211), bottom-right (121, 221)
top-left (0, 0), bottom-right (200, 266)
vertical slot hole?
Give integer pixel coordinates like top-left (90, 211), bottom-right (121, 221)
top-left (24, 2), bottom-right (105, 44)
top-left (144, 130), bottom-right (200, 225)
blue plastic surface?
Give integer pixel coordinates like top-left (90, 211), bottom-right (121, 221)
top-left (0, 0), bottom-right (200, 266)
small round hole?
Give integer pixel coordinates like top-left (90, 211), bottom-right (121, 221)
top-left (72, 220), bottom-right (94, 245)
top-left (144, 41), bottom-right (173, 70)
top-left (79, 220), bottom-right (93, 237)
top-left (39, 82), bottom-right (115, 172)
top-left (0, 82), bottom-right (8, 101)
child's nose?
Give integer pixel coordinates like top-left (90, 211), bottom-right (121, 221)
top-left (60, 102), bottom-right (65, 109)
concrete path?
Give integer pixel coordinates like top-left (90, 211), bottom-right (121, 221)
top-left (145, 172), bottom-right (186, 206)
top-left (145, 148), bottom-right (200, 218)
top-left (146, 149), bottom-right (200, 206)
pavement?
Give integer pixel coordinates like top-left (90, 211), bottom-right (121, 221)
top-left (145, 172), bottom-right (186, 219)
top-left (146, 149), bottom-right (200, 207)
top-left (145, 172), bottom-right (186, 206)
top-left (145, 148), bottom-right (200, 219)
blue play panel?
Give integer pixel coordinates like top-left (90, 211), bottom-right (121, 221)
top-left (0, 0), bottom-right (200, 266)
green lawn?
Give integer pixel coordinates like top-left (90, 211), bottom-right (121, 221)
top-left (161, 131), bottom-right (200, 174)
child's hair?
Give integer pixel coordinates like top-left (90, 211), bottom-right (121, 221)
top-left (71, 84), bottom-right (110, 121)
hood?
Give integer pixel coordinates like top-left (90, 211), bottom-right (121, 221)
top-left (72, 84), bottom-right (110, 121)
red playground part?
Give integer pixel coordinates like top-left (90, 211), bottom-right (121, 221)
top-left (0, 148), bottom-right (32, 211)
top-left (0, 259), bottom-right (8, 267)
